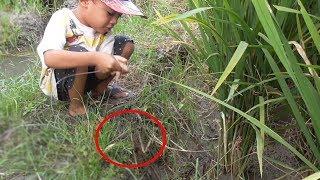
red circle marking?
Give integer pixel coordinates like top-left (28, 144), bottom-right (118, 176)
top-left (94, 109), bottom-right (167, 169)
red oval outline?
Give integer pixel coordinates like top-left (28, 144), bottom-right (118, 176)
top-left (94, 109), bottom-right (167, 169)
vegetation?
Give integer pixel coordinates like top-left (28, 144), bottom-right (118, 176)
top-left (155, 0), bottom-right (320, 178)
top-left (0, 0), bottom-right (61, 12)
top-left (0, 16), bottom-right (21, 53)
top-left (1, 0), bottom-right (213, 179)
top-left (1, 0), bottom-right (320, 179)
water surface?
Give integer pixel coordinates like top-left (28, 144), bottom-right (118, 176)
top-left (0, 53), bottom-right (36, 77)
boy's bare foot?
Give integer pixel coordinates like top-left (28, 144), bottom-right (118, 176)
top-left (92, 84), bottom-right (132, 100)
top-left (68, 99), bottom-right (87, 117)
top-left (105, 85), bottom-right (129, 98)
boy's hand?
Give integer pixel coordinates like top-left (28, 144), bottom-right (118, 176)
top-left (114, 55), bottom-right (129, 74)
top-left (113, 55), bottom-right (129, 81)
top-left (114, 55), bottom-right (128, 65)
top-left (94, 53), bottom-right (128, 74)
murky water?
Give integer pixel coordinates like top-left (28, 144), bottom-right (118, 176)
top-left (0, 53), bottom-right (36, 77)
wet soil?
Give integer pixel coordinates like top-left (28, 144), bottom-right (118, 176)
top-left (0, 54), bottom-right (34, 77)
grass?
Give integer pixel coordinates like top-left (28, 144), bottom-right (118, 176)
top-left (0, 0), bottom-right (53, 13)
top-left (0, 0), bottom-right (64, 54)
top-left (0, 16), bottom-right (21, 53)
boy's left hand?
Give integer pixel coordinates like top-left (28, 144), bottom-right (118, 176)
top-left (114, 55), bottom-right (127, 64)
top-left (113, 55), bottom-right (129, 80)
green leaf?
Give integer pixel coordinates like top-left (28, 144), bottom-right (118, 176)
top-left (273, 5), bottom-right (320, 21)
top-left (274, 5), bottom-right (300, 14)
top-left (153, 7), bottom-right (212, 25)
top-left (259, 96), bottom-right (265, 143)
top-left (252, 125), bottom-right (264, 177)
top-left (303, 172), bottom-right (320, 180)
top-left (211, 41), bottom-right (248, 95)
top-left (298, 63), bottom-right (320, 70)
top-left (297, 0), bottom-right (320, 54)
top-left (251, 96), bottom-right (266, 177)
top-left (226, 79), bottom-right (240, 102)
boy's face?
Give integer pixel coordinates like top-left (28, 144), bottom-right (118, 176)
top-left (83, 0), bottom-right (122, 34)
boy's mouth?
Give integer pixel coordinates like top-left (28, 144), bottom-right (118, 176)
top-left (106, 26), bottom-right (113, 31)
top-left (106, 28), bottom-right (111, 33)
top-left (101, 27), bottom-right (110, 32)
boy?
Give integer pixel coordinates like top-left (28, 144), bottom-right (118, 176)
top-left (37, 0), bottom-right (146, 116)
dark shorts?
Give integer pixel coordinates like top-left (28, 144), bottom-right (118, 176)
top-left (54, 35), bottom-right (134, 101)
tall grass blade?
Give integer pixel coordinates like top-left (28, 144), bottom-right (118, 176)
top-left (221, 112), bottom-right (228, 169)
top-left (274, 5), bottom-right (300, 14)
top-left (256, 96), bottom-right (266, 177)
top-left (211, 41), bottom-right (248, 95)
top-left (252, 125), bottom-right (264, 177)
top-left (273, 5), bottom-right (320, 21)
top-left (302, 172), bottom-right (320, 180)
top-left (226, 79), bottom-right (240, 102)
top-left (153, 7), bottom-right (212, 25)
top-left (297, 0), bottom-right (320, 54)
top-left (259, 96), bottom-right (265, 145)
top-left (252, 0), bottom-right (320, 150)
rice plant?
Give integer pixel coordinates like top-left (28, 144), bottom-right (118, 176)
top-left (155, 0), bottom-right (320, 178)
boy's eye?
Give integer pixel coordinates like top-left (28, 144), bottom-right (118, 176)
top-left (107, 11), bottom-right (122, 18)
top-left (107, 11), bottom-right (114, 16)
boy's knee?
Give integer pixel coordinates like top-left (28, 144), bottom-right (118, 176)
top-left (95, 71), bottom-right (112, 80)
top-left (69, 45), bottom-right (88, 52)
top-left (76, 66), bottom-right (88, 73)
top-left (122, 42), bottom-right (134, 57)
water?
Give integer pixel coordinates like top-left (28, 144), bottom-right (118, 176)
top-left (0, 53), bottom-right (36, 77)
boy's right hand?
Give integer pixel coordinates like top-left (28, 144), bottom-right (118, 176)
top-left (114, 55), bottom-right (129, 74)
top-left (113, 55), bottom-right (128, 65)
top-left (94, 52), bottom-right (128, 74)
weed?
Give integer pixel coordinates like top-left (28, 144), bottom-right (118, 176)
top-left (0, 16), bottom-right (21, 53)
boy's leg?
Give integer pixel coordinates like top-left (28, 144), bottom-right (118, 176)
top-left (54, 45), bottom-right (89, 116)
top-left (68, 66), bottom-right (88, 116)
top-left (93, 36), bottom-right (135, 98)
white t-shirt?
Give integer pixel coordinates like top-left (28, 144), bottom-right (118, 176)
top-left (37, 8), bottom-right (115, 100)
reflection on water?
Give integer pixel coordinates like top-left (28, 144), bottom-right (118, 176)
top-left (0, 53), bottom-right (36, 77)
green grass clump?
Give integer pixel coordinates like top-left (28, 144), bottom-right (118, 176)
top-left (1, 0), bottom-right (218, 179)
top-left (0, 0), bottom-right (50, 13)
top-left (155, 0), bottom-right (320, 178)
top-left (0, 16), bottom-right (21, 53)
top-left (0, 58), bottom-right (127, 178)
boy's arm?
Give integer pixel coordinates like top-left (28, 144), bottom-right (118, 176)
top-left (44, 50), bottom-right (127, 74)
top-left (44, 50), bottom-right (98, 68)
